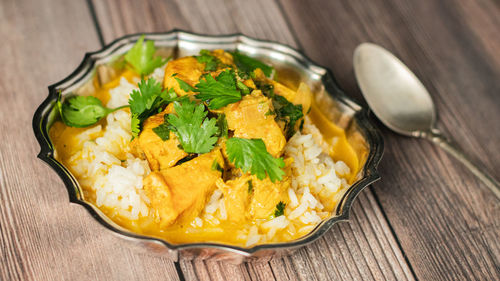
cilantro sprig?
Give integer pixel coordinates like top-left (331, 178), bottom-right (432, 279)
top-left (124, 35), bottom-right (168, 76)
top-left (128, 78), bottom-right (169, 138)
top-left (272, 95), bottom-right (303, 139)
top-left (195, 70), bottom-right (242, 109)
top-left (196, 50), bottom-right (221, 71)
top-left (231, 51), bottom-right (273, 77)
top-left (226, 138), bottom-right (285, 182)
top-left (152, 116), bottom-right (171, 141)
top-left (58, 95), bottom-right (127, 128)
top-left (274, 201), bottom-right (286, 217)
top-left (166, 99), bottom-right (219, 154)
top-left (216, 113), bottom-right (228, 138)
top-left (174, 77), bottom-right (196, 92)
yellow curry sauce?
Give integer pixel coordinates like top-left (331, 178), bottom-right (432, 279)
top-left (50, 50), bottom-right (366, 245)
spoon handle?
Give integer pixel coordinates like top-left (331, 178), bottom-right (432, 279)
top-left (422, 129), bottom-right (500, 199)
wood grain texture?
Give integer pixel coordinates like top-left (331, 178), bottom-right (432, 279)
top-left (278, 0), bottom-right (500, 280)
top-left (0, 0), bottom-right (181, 280)
top-left (92, 0), bottom-right (415, 280)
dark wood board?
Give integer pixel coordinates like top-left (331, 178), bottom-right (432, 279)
top-left (278, 0), bottom-right (500, 280)
top-left (0, 0), bottom-right (178, 280)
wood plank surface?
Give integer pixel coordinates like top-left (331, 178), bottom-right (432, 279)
top-left (278, 0), bottom-right (500, 280)
top-left (91, 0), bottom-right (415, 280)
top-left (0, 0), bottom-right (181, 280)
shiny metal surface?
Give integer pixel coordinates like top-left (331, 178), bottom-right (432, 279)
top-left (33, 30), bottom-right (384, 263)
top-left (353, 43), bottom-right (500, 199)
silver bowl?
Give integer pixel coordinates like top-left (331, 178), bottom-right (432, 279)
top-left (32, 30), bottom-right (383, 263)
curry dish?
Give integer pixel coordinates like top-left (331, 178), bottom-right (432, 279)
top-left (50, 37), bottom-right (366, 246)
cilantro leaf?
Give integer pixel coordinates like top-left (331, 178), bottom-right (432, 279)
top-left (129, 78), bottom-right (164, 115)
top-left (152, 122), bottom-right (171, 141)
top-left (247, 180), bottom-right (253, 194)
top-left (231, 51), bottom-right (273, 77)
top-left (195, 70), bottom-right (242, 109)
top-left (272, 95), bottom-right (303, 138)
top-left (175, 77), bottom-right (196, 92)
top-left (211, 159), bottom-right (223, 172)
top-left (161, 88), bottom-right (178, 101)
top-left (128, 78), bottom-right (168, 138)
top-left (274, 201), bottom-right (286, 217)
top-left (255, 81), bottom-right (275, 98)
top-left (196, 50), bottom-right (220, 71)
top-left (226, 138), bottom-right (285, 182)
top-left (131, 114), bottom-right (140, 137)
top-left (167, 100), bottom-right (219, 154)
top-left (216, 113), bottom-right (228, 138)
top-left (124, 35), bottom-right (167, 76)
top-left (236, 80), bottom-right (250, 95)
top-left (59, 95), bottom-right (126, 128)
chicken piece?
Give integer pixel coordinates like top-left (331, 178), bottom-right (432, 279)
top-left (224, 91), bottom-right (286, 157)
top-left (163, 56), bottom-right (205, 96)
top-left (247, 175), bottom-right (290, 219)
top-left (144, 149), bottom-right (225, 228)
top-left (143, 172), bottom-right (177, 224)
top-left (138, 104), bottom-right (187, 171)
top-left (216, 172), bottom-right (290, 221)
top-left (216, 175), bottom-right (252, 222)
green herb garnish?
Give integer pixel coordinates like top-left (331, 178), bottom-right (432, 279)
top-left (124, 35), bottom-right (168, 76)
top-left (195, 70), bottom-right (242, 109)
top-left (231, 51), bottom-right (273, 77)
top-left (152, 116), bottom-right (171, 141)
top-left (196, 50), bottom-right (220, 71)
top-left (274, 201), bottom-right (286, 217)
top-left (58, 95), bottom-right (127, 128)
top-left (216, 113), bottom-right (228, 138)
top-left (272, 95), bottom-right (303, 138)
top-left (255, 81), bottom-right (275, 98)
top-left (128, 78), bottom-right (168, 138)
top-left (174, 77), bottom-right (197, 92)
top-left (236, 80), bottom-right (250, 95)
top-left (211, 159), bottom-right (223, 172)
top-left (166, 99), bottom-right (219, 154)
top-left (226, 138), bottom-right (285, 182)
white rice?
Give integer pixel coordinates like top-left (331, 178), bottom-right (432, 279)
top-left (67, 72), bottom-right (152, 220)
top-left (107, 77), bottom-right (138, 108)
top-left (149, 64), bottom-right (166, 83)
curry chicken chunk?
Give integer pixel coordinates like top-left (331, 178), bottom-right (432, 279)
top-left (224, 91), bottom-right (286, 157)
top-left (163, 56), bottom-right (205, 96)
top-left (217, 174), bottom-right (289, 222)
top-left (144, 149), bottom-right (225, 227)
top-left (135, 104), bottom-right (187, 171)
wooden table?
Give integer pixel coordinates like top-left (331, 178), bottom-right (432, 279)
top-left (1, 0), bottom-right (498, 280)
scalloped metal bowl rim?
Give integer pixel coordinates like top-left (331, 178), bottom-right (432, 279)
top-left (32, 29), bottom-right (384, 256)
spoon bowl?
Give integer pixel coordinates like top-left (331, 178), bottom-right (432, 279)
top-left (353, 43), bottom-right (435, 136)
top-left (353, 42), bottom-right (500, 198)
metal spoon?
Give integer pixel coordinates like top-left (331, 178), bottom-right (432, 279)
top-left (353, 42), bottom-right (500, 199)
